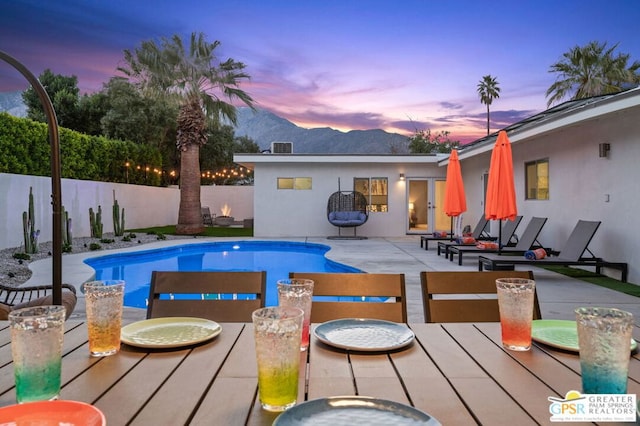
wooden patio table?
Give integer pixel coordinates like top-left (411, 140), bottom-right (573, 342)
top-left (0, 320), bottom-right (638, 425)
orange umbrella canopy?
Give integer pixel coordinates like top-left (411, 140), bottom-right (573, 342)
top-left (443, 149), bottom-right (467, 217)
top-left (485, 130), bottom-right (518, 221)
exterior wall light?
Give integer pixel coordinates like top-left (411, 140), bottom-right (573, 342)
top-left (399, 173), bottom-right (405, 181)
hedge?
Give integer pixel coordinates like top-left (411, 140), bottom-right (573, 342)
top-left (0, 113), bottom-right (163, 185)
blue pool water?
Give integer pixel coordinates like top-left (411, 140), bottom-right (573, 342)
top-left (84, 240), bottom-right (362, 308)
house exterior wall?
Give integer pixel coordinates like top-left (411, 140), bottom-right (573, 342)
top-left (0, 173), bottom-right (253, 250)
top-left (251, 160), bottom-right (444, 238)
top-left (460, 106), bottom-right (640, 283)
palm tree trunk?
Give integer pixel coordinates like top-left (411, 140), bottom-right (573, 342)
top-left (176, 143), bottom-right (204, 234)
top-left (486, 104), bottom-right (490, 135)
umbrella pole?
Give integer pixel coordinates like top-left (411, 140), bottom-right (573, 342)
top-left (450, 216), bottom-right (454, 238)
top-left (498, 219), bottom-right (502, 255)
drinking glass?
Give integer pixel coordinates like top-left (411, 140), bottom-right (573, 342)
top-left (277, 279), bottom-right (314, 351)
top-left (252, 306), bottom-right (303, 412)
top-left (496, 278), bottom-right (535, 351)
top-left (84, 280), bottom-right (124, 357)
top-left (9, 305), bottom-right (66, 403)
top-left (575, 307), bottom-right (634, 394)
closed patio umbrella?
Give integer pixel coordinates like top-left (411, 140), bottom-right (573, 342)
top-left (443, 149), bottom-right (467, 237)
top-left (484, 130), bottom-right (517, 253)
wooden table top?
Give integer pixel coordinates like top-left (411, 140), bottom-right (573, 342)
top-left (0, 320), bottom-right (638, 425)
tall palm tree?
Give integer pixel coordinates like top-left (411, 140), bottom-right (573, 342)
top-left (477, 75), bottom-right (501, 135)
top-left (546, 41), bottom-right (640, 107)
top-left (119, 32), bottom-right (254, 234)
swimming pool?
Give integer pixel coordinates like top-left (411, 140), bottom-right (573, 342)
top-left (84, 240), bottom-right (362, 308)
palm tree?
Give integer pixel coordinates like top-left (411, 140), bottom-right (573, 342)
top-left (546, 41), bottom-right (640, 107)
top-left (477, 75), bottom-right (501, 135)
top-left (119, 32), bottom-right (254, 234)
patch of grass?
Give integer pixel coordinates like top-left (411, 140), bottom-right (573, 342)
top-left (543, 266), bottom-right (640, 298)
top-left (128, 225), bottom-right (253, 238)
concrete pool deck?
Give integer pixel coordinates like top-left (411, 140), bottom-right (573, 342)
top-left (26, 236), bottom-right (640, 323)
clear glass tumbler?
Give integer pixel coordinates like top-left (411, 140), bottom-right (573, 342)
top-left (496, 278), bottom-right (535, 351)
top-left (84, 280), bottom-right (125, 357)
top-left (252, 306), bottom-right (303, 412)
top-left (277, 279), bottom-right (314, 351)
top-left (9, 305), bottom-right (66, 403)
top-left (575, 307), bottom-right (634, 394)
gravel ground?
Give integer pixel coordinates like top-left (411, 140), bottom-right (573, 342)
top-left (0, 232), bottom-right (189, 289)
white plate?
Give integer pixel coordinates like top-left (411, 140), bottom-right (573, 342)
top-left (313, 318), bottom-right (414, 351)
top-left (273, 396), bottom-right (440, 425)
top-left (121, 317), bottom-right (222, 348)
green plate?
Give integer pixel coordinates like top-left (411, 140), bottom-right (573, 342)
top-left (531, 319), bottom-right (637, 352)
top-left (121, 317), bottom-right (222, 349)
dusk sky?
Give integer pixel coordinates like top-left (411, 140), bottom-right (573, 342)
top-left (1, 0), bottom-right (639, 143)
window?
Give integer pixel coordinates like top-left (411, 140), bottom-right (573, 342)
top-left (277, 177), bottom-right (312, 190)
top-left (354, 177), bottom-right (388, 212)
top-left (525, 159), bottom-right (549, 200)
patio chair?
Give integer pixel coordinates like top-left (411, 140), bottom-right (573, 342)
top-left (201, 207), bottom-right (214, 226)
top-left (436, 216), bottom-right (496, 256)
top-left (423, 215), bottom-right (492, 251)
top-left (420, 270), bottom-right (541, 323)
top-left (289, 272), bottom-right (407, 322)
top-left (147, 271), bottom-right (266, 322)
top-left (448, 216), bottom-right (547, 265)
top-left (478, 220), bottom-right (628, 282)
top-left (0, 283), bottom-right (77, 320)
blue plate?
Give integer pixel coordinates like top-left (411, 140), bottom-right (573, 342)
top-left (273, 396), bottom-right (440, 425)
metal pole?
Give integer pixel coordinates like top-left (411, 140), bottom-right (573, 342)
top-left (0, 51), bottom-right (62, 305)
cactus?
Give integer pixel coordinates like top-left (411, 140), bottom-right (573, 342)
top-left (112, 190), bottom-right (125, 236)
top-left (89, 205), bottom-right (103, 239)
top-left (22, 187), bottom-right (39, 254)
top-left (62, 206), bottom-right (73, 252)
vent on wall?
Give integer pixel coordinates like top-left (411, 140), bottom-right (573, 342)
top-left (271, 141), bottom-right (293, 153)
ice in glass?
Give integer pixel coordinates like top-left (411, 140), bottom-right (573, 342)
top-left (277, 279), bottom-right (314, 351)
top-left (9, 305), bottom-right (66, 403)
top-left (252, 306), bottom-right (303, 412)
top-left (496, 278), bottom-right (535, 351)
top-left (84, 280), bottom-right (124, 357)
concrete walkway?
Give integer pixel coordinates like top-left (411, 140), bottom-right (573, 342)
top-left (27, 236), bottom-right (640, 323)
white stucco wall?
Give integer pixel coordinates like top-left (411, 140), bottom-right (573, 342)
top-left (246, 156), bottom-right (445, 238)
top-left (0, 173), bottom-right (253, 250)
top-left (460, 105), bottom-right (640, 283)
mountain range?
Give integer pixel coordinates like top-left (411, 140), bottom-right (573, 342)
top-left (0, 91), bottom-right (409, 154)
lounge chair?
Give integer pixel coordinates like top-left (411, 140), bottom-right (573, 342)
top-left (420, 270), bottom-right (541, 322)
top-left (478, 220), bottom-right (628, 282)
top-left (436, 216), bottom-right (496, 256)
top-left (423, 216), bottom-right (491, 251)
top-left (289, 272), bottom-right (407, 322)
top-left (0, 283), bottom-right (77, 320)
top-left (147, 271), bottom-right (266, 322)
top-left (449, 216), bottom-right (546, 265)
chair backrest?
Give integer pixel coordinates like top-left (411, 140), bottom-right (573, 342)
top-left (471, 216), bottom-right (490, 239)
top-left (556, 220), bottom-right (601, 261)
top-left (289, 272), bottom-right (407, 323)
top-left (147, 271), bottom-right (266, 322)
top-left (201, 207), bottom-right (213, 225)
top-left (513, 217), bottom-right (548, 250)
top-left (420, 270), bottom-right (542, 323)
top-left (499, 216), bottom-right (523, 246)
